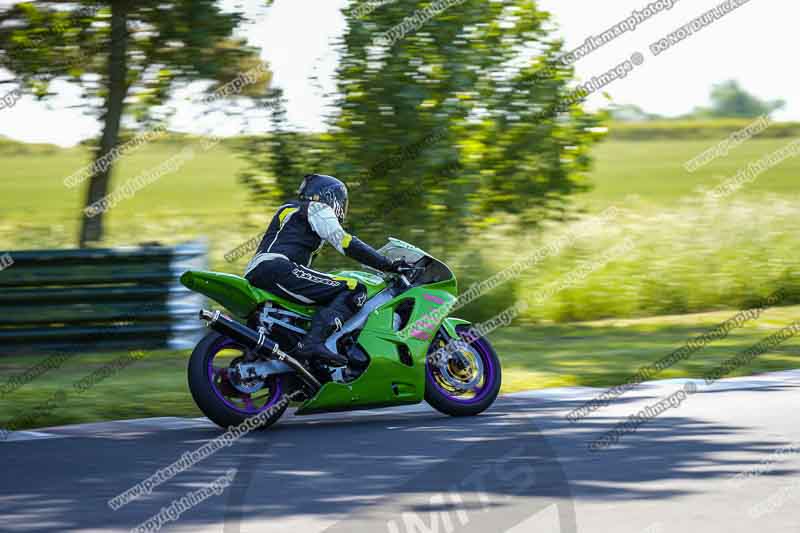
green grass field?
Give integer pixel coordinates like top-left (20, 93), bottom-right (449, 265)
top-left (2, 135), bottom-right (799, 262)
top-left (0, 138), bottom-right (251, 255)
top-left (582, 138), bottom-right (800, 209)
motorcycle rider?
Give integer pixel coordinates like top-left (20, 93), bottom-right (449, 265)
top-left (244, 174), bottom-right (406, 367)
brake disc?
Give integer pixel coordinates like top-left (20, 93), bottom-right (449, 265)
top-left (436, 344), bottom-right (484, 392)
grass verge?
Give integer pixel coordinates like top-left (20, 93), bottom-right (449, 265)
top-left (1, 304), bottom-right (797, 431)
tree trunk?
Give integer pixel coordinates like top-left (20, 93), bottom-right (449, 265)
top-left (79, 2), bottom-right (129, 247)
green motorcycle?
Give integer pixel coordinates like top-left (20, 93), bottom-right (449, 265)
top-left (180, 238), bottom-right (501, 429)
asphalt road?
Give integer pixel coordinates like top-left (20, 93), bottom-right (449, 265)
top-left (2, 370), bottom-right (799, 533)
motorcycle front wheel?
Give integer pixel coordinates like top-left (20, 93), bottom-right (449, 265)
top-left (425, 326), bottom-right (502, 417)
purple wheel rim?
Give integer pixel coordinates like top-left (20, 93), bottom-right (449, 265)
top-left (427, 330), bottom-right (496, 405)
top-left (207, 336), bottom-right (284, 415)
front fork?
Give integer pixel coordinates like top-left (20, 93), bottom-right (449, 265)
top-left (429, 322), bottom-right (473, 373)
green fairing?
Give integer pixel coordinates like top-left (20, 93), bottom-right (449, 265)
top-left (441, 317), bottom-right (471, 339)
top-left (180, 270), bottom-right (316, 318)
top-left (296, 285), bottom-right (457, 414)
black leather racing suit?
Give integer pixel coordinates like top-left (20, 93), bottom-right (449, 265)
top-left (244, 200), bottom-right (392, 364)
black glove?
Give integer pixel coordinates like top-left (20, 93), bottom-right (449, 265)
top-left (344, 236), bottom-right (393, 271)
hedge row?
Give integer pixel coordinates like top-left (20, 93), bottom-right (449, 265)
top-left (606, 120), bottom-right (800, 141)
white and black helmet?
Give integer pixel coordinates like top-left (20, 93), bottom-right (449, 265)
top-left (298, 174), bottom-right (349, 223)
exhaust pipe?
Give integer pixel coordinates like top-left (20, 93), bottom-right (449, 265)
top-left (199, 309), bottom-right (322, 394)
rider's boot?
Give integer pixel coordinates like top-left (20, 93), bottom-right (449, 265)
top-left (295, 292), bottom-right (354, 367)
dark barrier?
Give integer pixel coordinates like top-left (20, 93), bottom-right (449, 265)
top-left (0, 241), bottom-right (207, 356)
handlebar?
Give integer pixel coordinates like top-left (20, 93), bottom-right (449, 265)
top-left (392, 265), bottom-right (424, 289)
top-left (395, 265), bottom-right (424, 274)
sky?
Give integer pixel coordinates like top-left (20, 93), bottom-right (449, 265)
top-left (0, 0), bottom-right (796, 147)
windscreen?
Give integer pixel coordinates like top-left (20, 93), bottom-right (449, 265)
top-left (376, 242), bottom-right (426, 264)
top-left (377, 240), bottom-right (454, 285)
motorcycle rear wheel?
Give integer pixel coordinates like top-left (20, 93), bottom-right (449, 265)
top-left (188, 331), bottom-right (290, 430)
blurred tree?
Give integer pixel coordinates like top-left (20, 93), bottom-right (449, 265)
top-left (240, 0), bottom-right (604, 251)
top-left (0, 1), bottom-right (270, 246)
top-left (239, 87), bottom-right (329, 203)
top-left (691, 80), bottom-right (785, 119)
